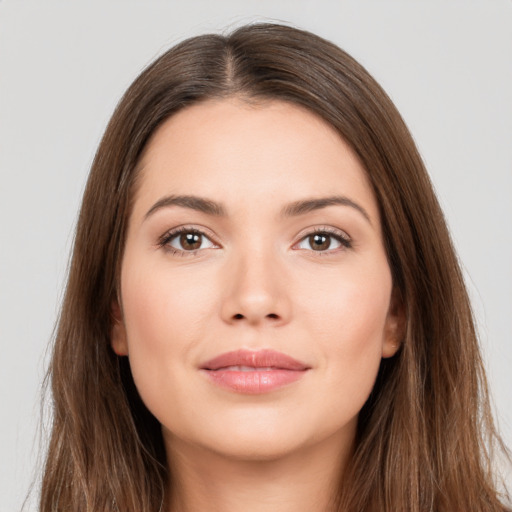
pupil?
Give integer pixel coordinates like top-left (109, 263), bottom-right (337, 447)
top-left (180, 232), bottom-right (201, 250)
top-left (311, 234), bottom-right (330, 251)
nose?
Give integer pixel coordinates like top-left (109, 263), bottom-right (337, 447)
top-left (220, 244), bottom-right (292, 328)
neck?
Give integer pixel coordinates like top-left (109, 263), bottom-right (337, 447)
top-left (164, 431), bottom-right (353, 512)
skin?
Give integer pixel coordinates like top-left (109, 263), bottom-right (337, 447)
top-left (112, 98), bottom-right (403, 512)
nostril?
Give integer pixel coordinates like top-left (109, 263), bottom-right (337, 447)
top-left (232, 313), bottom-right (279, 320)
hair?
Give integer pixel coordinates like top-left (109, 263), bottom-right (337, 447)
top-left (40, 22), bottom-right (510, 512)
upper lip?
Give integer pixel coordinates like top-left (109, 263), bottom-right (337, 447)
top-left (200, 349), bottom-right (310, 371)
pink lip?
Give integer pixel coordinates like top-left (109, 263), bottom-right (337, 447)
top-left (200, 349), bottom-right (310, 394)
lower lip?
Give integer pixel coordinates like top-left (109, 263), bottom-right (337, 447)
top-left (201, 369), bottom-right (308, 394)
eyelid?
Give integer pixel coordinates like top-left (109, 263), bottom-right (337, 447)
top-left (158, 225), bottom-right (220, 255)
top-left (157, 224), bottom-right (352, 257)
top-left (292, 226), bottom-right (352, 254)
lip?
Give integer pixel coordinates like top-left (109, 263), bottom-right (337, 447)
top-left (200, 349), bottom-right (311, 394)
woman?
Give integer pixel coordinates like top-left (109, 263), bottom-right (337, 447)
top-left (40, 23), bottom-right (511, 511)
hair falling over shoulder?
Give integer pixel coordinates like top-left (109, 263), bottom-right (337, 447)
top-left (38, 22), bottom-right (511, 512)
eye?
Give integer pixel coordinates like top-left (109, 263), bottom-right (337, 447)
top-left (160, 227), bottom-right (216, 254)
top-left (295, 228), bottom-right (351, 253)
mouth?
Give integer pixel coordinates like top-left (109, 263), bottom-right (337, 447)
top-left (200, 349), bottom-right (310, 394)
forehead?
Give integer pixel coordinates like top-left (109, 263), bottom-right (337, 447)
top-left (132, 98), bottom-right (379, 222)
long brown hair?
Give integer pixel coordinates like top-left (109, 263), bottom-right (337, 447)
top-left (40, 23), bottom-right (510, 511)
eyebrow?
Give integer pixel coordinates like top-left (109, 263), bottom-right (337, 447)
top-left (145, 195), bottom-right (227, 219)
top-left (281, 196), bottom-right (371, 224)
top-left (144, 194), bottom-right (372, 224)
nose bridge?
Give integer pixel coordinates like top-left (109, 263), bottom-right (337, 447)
top-left (221, 234), bottom-right (290, 326)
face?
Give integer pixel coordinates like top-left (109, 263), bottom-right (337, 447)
top-left (112, 98), bottom-right (402, 463)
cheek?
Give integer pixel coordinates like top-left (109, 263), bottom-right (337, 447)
top-left (122, 259), bottom-right (215, 346)
top-left (304, 257), bottom-right (390, 328)
top-left (299, 260), bottom-right (392, 385)
top-left (119, 259), bottom-right (218, 408)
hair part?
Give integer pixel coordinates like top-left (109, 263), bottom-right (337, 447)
top-left (40, 22), bottom-right (511, 511)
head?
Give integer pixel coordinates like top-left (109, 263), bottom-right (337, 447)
top-left (42, 23), bottom-right (505, 512)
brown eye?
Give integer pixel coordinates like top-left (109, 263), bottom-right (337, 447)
top-left (309, 233), bottom-right (331, 251)
top-left (179, 232), bottom-right (202, 250)
top-left (295, 229), bottom-right (351, 253)
top-left (164, 229), bottom-right (216, 253)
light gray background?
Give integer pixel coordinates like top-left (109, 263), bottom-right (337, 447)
top-left (1, 1), bottom-right (511, 510)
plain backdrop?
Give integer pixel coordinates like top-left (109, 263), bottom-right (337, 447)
top-left (1, 1), bottom-right (511, 510)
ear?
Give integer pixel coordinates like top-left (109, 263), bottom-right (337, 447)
top-left (382, 288), bottom-right (406, 359)
top-left (110, 300), bottom-right (129, 356)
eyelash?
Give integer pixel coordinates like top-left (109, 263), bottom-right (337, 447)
top-left (158, 226), bottom-right (215, 257)
top-left (298, 226), bottom-right (352, 255)
top-left (157, 225), bottom-right (352, 257)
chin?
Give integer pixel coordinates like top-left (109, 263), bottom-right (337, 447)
top-left (203, 434), bottom-right (310, 463)
top-left (164, 407), bottom-right (356, 465)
